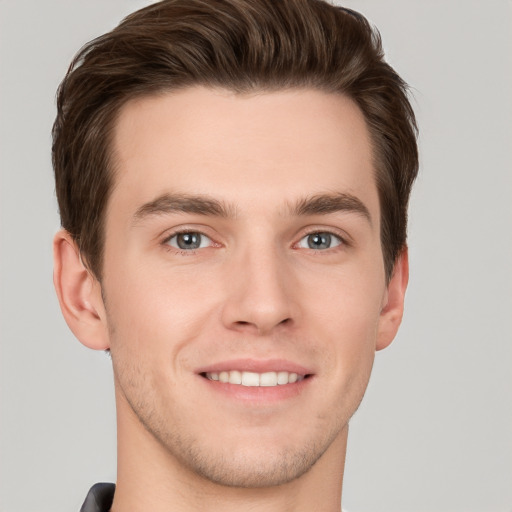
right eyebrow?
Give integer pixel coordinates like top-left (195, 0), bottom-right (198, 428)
top-left (132, 193), bottom-right (237, 225)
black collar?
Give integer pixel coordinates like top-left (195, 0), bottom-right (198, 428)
top-left (80, 483), bottom-right (115, 512)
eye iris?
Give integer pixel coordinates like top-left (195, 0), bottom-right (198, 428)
top-left (177, 232), bottom-right (201, 250)
top-left (308, 233), bottom-right (331, 249)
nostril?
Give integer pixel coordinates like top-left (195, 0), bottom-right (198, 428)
top-left (227, 311), bottom-right (294, 335)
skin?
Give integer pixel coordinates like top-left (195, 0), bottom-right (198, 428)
top-left (53, 87), bottom-right (408, 512)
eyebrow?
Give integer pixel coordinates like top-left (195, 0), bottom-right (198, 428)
top-left (290, 193), bottom-right (372, 224)
top-left (132, 191), bottom-right (371, 224)
top-left (133, 193), bottom-right (236, 224)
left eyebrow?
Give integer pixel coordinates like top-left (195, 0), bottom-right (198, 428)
top-left (289, 193), bottom-right (372, 224)
top-left (132, 193), bottom-right (237, 225)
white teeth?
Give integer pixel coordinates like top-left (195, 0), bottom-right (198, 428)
top-left (277, 371), bottom-right (289, 385)
top-left (205, 370), bottom-right (305, 387)
top-left (260, 372), bottom-right (277, 387)
top-left (228, 370), bottom-right (242, 385)
top-left (241, 372), bottom-right (259, 386)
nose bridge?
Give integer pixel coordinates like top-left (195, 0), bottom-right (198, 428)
top-left (221, 234), bottom-right (295, 334)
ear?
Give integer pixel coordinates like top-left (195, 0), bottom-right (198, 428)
top-left (376, 248), bottom-right (409, 351)
top-left (53, 229), bottom-right (110, 350)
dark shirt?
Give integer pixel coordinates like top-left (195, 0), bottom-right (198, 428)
top-left (80, 483), bottom-right (115, 512)
top-left (80, 480), bottom-right (348, 510)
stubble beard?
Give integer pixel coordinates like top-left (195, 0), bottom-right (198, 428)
top-left (106, 307), bottom-right (353, 490)
top-left (112, 351), bottom-right (347, 489)
top-left (124, 385), bottom-right (343, 489)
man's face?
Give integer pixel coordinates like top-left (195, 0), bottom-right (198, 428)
top-left (100, 87), bottom-right (395, 487)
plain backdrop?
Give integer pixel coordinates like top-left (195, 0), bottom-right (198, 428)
top-left (1, 1), bottom-right (511, 511)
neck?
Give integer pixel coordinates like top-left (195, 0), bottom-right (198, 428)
top-left (111, 389), bottom-right (347, 512)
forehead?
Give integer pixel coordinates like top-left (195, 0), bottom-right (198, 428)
top-left (110, 87), bottom-right (377, 219)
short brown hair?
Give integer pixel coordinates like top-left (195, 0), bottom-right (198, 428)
top-left (53, 0), bottom-right (418, 281)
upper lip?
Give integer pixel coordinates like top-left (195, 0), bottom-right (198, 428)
top-left (195, 358), bottom-right (314, 376)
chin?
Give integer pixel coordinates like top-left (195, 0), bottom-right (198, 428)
top-left (149, 418), bottom-right (346, 489)
top-left (174, 441), bottom-right (329, 488)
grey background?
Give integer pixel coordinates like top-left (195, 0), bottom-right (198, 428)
top-left (1, 1), bottom-right (511, 511)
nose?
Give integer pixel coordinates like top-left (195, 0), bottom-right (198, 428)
top-left (221, 245), bottom-right (297, 335)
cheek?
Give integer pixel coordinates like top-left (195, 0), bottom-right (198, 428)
top-left (303, 264), bottom-right (384, 333)
top-left (301, 267), bottom-right (383, 375)
top-left (103, 264), bottom-right (221, 367)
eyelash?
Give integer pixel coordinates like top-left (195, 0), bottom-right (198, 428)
top-left (295, 229), bottom-right (349, 250)
top-left (160, 228), bottom-right (350, 255)
top-left (161, 229), bottom-right (217, 255)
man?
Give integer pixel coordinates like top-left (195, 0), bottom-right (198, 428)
top-left (52, 0), bottom-right (418, 510)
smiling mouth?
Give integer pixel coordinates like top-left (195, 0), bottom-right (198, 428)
top-left (201, 370), bottom-right (310, 387)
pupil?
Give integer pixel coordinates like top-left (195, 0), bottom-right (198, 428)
top-left (177, 233), bottom-right (200, 249)
top-left (308, 233), bottom-right (330, 250)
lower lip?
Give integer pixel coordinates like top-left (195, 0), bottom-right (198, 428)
top-left (199, 375), bottom-right (313, 403)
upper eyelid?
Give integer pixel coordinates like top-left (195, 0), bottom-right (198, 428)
top-left (160, 226), bottom-right (216, 243)
top-left (165, 230), bottom-right (212, 241)
top-left (294, 232), bottom-right (344, 251)
top-left (161, 231), bottom-right (217, 255)
top-left (166, 231), bottom-right (213, 250)
top-left (296, 226), bottom-right (352, 245)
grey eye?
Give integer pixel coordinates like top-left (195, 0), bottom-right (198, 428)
top-left (298, 232), bottom-right (342, 250)
top-left (168, 232), bottom-right (211, 250)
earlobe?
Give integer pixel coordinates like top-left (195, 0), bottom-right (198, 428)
top-left (53, 230), bottom-right (110, 350)
top-left (376, 248), bottom-right (409, 351)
